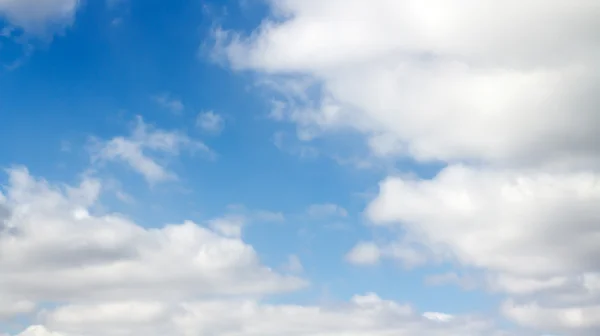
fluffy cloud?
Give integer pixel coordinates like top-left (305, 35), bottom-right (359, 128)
top-left (367, 165), bottom-right (600, 278)
top-left (219, 1), bottom-right (600, 334)
top-left (221, 0), bottom-right (600, 168)
top-left (0, 0), bottom-right (80, 35)
top-left (502, 300), bottom-right (600, 333)
top-left (0, 167), bottom-right (304, 306)
top-left (366, 165), bottom-right (600, 333)
top-left (11, 295), bottom-right (506, 336)
top-left (90, 116), bottom-right (212, 184)
top-left (0, 168), bottom-right (511, 336)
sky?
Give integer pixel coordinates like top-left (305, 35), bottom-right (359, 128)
top-left (0, 0), bottom-right (599, 335)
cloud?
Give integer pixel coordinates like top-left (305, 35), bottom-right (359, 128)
top-left (272, 131), bottom-right (320, 160)
top-left (346, 241), bottom-right (430, 268)
top-left (423, 312), bottom-right (454, 323)
top-left (0, 296), bottom-right (36, 320)
top-left (283, 255), bottom-right (304, 274)
top-left (12, 296), bottom-right (506, 336)
top-left (425, 272), bottom-right (478, 290)
top-left (90, 116), bottom-right (212, 184)
top-left (208, 214), bottom-right (246, 238)
top-left (220, 0), bottom-right (600, 169)
top-left (0, 167), bottom-right (304, 306)
top-left (14, 326), bottom-right (63, 336)
top-left (0, 167), bottom-right (512, 336)
top-left (345, 242), bottom-right (380, 265)
top-left (306, 203), bottom-right (348, 218)
top-left (366, 165), bottom-right (600, 332)
top-left (366, 165), bottom-right (600, 279)
top-left (153, 93), bottom-right (184, 114)
top-left (253, 210), bottom-right (285, 223)
top-left (219, 1), bottom-right (600, 334)
top-left (502, 300), bottom-right (600, 333)
top-left (196, 111), bottom-right (225, 134)
top-left (0, 0), bottom-right (80, 35)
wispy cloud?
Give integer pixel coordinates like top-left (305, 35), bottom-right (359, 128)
top-left (153, 93), bottom-right (184, 114)
top-left (196, 111), bottom-right (225, 134)
top-left (90, 116), bottom-right (212, 184)
top-left (306, 203), bottom-right (348, 218)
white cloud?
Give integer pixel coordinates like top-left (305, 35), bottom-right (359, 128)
top-left (345, 242), bottom-right (380, 265)
top-left (502, 300), bottom-right (600, 333)
top-left (208, 214), bottom-right (246, 238)
top-left (0, 296), bottom-right (36, 320)
top-left (0, 167), bottom-right (303, 305)
top-left (366, 165), bottom-right (600, 279)
top-left (0, 0), bottom-right (80, 35)
top-left (366, 165), bottom-right (600, 332)
top-left (346, 241), bottom-right (430, 268)
top-left (196, 111), bottom-right (225, 134)
top-left (306, 203), bottom-right (348, 218)
top-left (423, 312), bottom-right (454, 323)
top-left (0, 167), bottom-right (512, 336)
top-left (14, 326), bottom-right (63, 336)
top-left (90, 116), bottom-right (211, 184)
top-left (12, 295), bottom-right (506, 336)
top-left (219, 2), bottom-right (600, 333)
top-left (153, 93), bottom-right (184, 114)
top-left (222, 0), bottom-right (600, 168)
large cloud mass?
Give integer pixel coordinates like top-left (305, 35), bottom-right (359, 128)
top-left (0, 168), bottom-right (510, 335)
top-left (223, 0), bottom-right (600, 168)
top-left (0, 167), bottom-right (304, 306)
top-left (220, 0), bottom-right (600, 334)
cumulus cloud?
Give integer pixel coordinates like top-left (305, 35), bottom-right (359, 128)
top-left (90, 116), bottom-right (212, 184)
top-left (220, 0), bottom-right (600, 169)
top-left (11, 295), bottom-right (505, 336)
top-left (502, 300), bottom-right (600, 334)
top-left (219, 1), bottom-right (600, 334)
top-left (0, 0), bottom-right (80, 35)
top-left (366, 165), bottom-right (600, 332)
top-left (0, 296), bottom-right (36, 320)
top-left (0, 167), bottom-right (511, 336)
top-left (366, 165), bottom-right (600, 279)
top-left (0, 167), bottom-right (304, 305)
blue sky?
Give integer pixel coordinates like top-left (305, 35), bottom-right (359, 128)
top-left (1, 0), bottom-right (464, 310)
top-left (1, 1), bottom-right (599, 336)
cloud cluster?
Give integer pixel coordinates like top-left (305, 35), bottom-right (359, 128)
top-left (0, 167), bottom-right (512, 336)
top-left (220, 0), bottom-right (600, 334)
top-left (0, 168), bottom-right (304, 305)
